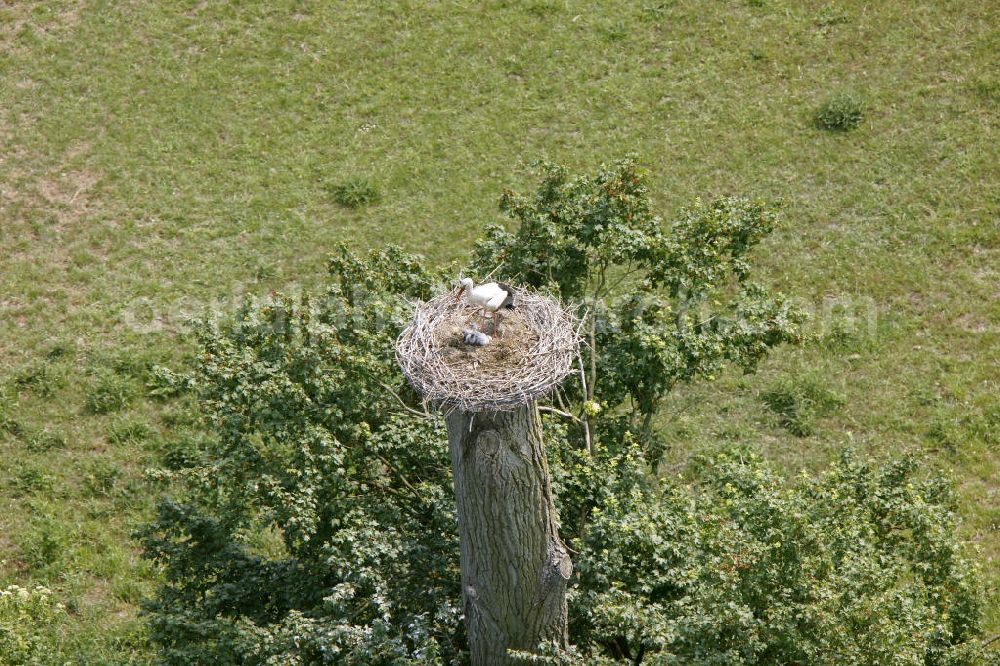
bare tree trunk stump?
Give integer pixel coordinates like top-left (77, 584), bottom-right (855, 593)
top-left (445, 404), bottom-right (573, 665)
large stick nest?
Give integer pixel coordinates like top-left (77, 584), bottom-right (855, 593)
top-left (396, 288), bottom-right (581, 413)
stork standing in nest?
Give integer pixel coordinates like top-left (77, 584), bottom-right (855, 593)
top-left (455, 278), bottom-right (515, 335)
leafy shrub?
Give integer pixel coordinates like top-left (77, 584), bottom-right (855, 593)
top-left (0, 415), bottom-right (25, 439)
top-left (0, 585), bottom-right (67, 664)
top-left (20, 519), bottom-right (66, 570)
top-left (112, 578), bottom-right (146, 605)
top-left (965, 402), bottom-right (1000, 451)
top-left (525, 0), bottom-right (560, 18)
top-left (12, 361), bottom-right (62, 398)
top-left (139, 246), bottom-right (460, 665)
top-left (927, 401), bottom-right (1000, 454)
top-left (9, 465), bottom-right (55, 496)
top-left (472, 158), bottom-right (804, 434)
top-left (26, 427), bottom-right (68, 452)
top-left (555, 443), bottom-right (985, 664)
top-left (100, 348), bottom-right (165, 381)
top-left (820, 316), bottom-right (874, 352)
top-left (159, 403), bottom-right (199, 430)
top-left (83, 458), bottom-right (124, 497)
top-left (600, 22), bottom-right (628, 43)
top-left (146, 364), bottom-right (194, 399)
top-left (44, 340), bottom-right (75, 360)
top-left (0, 392), bottom-right (25, 439)
top-left (252, 262), bottom-right (277, 282)
top-left (327, 177), bottom-right (381, 208)
top-left (85, 370), bottom-right (137, 414)
top-left (157, 432), bottom-right (211, 471)
top-left (140, 161), bottom-right (991, 664)
top-left (972, 78), bottom-right (1000, 106)
top-left (814, 92), bottom-right (865, 131)
top-left (815, 6), bottom-right (850, 28)
top-left (106, 417), bottom-right (152, 447)
top-left (762, 375), bottom-right (844, 436)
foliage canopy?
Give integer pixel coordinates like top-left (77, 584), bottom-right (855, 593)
top-left (139, 160), bottom-right (989, 664)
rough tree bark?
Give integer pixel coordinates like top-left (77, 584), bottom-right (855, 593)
top-left (445, 403), bottom-right (573, 665)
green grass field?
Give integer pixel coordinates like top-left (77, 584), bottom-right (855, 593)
top-left (1, 0), bottom-right (997, 660)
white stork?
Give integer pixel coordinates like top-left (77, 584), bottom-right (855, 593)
top-left (455, 277), bottom-right (515, 335)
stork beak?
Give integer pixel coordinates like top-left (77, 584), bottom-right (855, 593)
top-left (454, 287), bottom-right (465, 302)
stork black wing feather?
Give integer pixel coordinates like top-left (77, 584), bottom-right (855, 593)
top-left (496, 283), bottom-right (516, 309)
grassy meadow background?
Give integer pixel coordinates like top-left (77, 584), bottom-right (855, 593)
top-left (1, 0), bottom-right (997, 660)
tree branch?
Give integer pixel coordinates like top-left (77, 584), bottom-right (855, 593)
top-left (606, 264), bottom-right (643, 294)
top-left (377, 381), bottom-right (432, 419)
top-left (538, 405), bottom-right (581, 423)
top-left (482, 262), bottom-right (505, 281)
top-left (375, 453), bottom-right (427, 511)
top-left (588, 316), bottom-right (597, 403)
top-left (576, 349), bottom-right (593, 456)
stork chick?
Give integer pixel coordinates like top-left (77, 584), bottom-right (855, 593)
top-left (462, 327), bottom-right (492, 346)
top-left (449, 324), bottom-right (492, 347)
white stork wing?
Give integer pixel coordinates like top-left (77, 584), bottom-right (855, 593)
top-left (485, 288), bottom-right (510, 311)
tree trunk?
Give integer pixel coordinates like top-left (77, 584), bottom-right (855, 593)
top-left (445, 404), bottom-right (573, 665)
